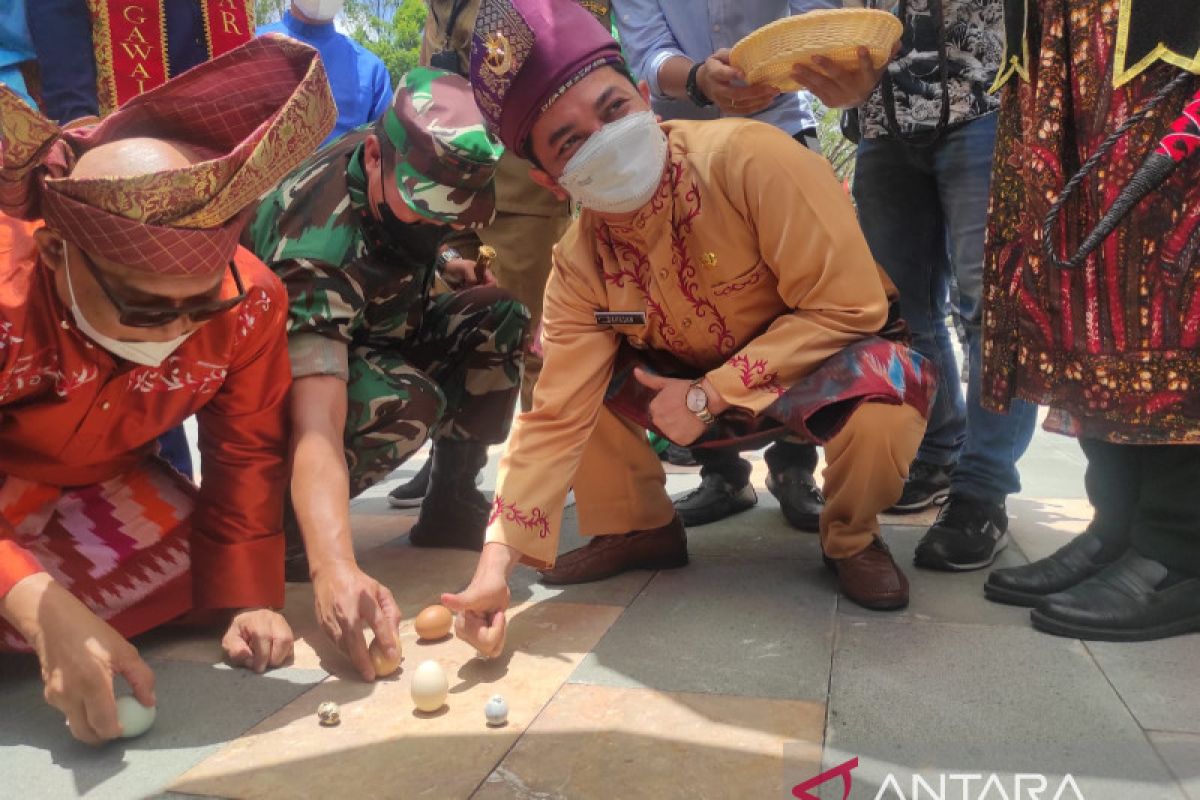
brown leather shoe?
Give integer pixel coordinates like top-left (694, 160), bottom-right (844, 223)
top-left (827, 539), bottom-right (910, 610)
top-left (538, 516), bottom-right (689, 585)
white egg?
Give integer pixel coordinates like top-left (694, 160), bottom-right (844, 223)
top-left (115, 696), bottom-right (156, 738)
top-left (410, 660), bottom-right (448, 713)
top-left (484, 695), bottom-right (508, 727)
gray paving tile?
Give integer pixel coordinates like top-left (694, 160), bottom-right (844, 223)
top-left (1149, 732), bottom-right (1200, 800)
top-left (820, 620), bottom-right (1184, 800)
top-left (1007, 495), bottom-right (1091, 564)
top-left (1087, 637), bottom-right (1200, 734)
top-left (0, 659), bottom-right (325, 800)
top-left (569, 557), bottom-right (836, 700)
top-left (1015, 445), bottom-right (1088, 499)
top-left (837, 527), bottom-right (1031, 627)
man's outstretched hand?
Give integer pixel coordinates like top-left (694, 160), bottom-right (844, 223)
top-left (790, 44), bottom-right (899, 110)
top-left (311, 561), bottom-right (402, 681)
top-left (441, 542), bottom-right (521, 659)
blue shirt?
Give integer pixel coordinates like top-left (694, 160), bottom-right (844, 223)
top-left (29, 0), bottom-right (216, 124)
top-left (259, 12), bottom-right (393, 146)
top-left (0, 0), bottom-right (35, 109)
top-left (612, 0), bottom-right (836, 133)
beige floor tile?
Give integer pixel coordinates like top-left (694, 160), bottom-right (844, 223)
top-left (474, 684), bottom-right (825, 800)
top-left (170, 601), bottom-right (623, 800)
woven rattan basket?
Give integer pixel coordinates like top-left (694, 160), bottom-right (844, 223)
top-left (730, 9), bottom-right (902, 92)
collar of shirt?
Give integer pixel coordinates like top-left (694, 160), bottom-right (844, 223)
top-left (282, 10), bottom-right (339, 41)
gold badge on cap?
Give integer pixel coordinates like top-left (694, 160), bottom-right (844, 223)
top-left (702, 252), bottom-right (718, 269)
top-left (484, 31), bottom-right (514, 75)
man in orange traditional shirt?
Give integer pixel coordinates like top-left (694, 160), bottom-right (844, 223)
top-left (444, 0), bottom-right (939, 657)
top-left (0, 37), bottom-right (334, 745)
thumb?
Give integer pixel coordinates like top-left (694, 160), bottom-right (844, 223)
top-left (117, 654), bottom-right (157, 708)
top-left (633, 367), bottom-right (668, 390)
top-left (440, 590), bottom-right (474, 614)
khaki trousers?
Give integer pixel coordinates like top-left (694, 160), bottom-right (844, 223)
top-left (573, 401), bottom-right (927, 558)
top-left (478, 211), bottom-right (572, 411)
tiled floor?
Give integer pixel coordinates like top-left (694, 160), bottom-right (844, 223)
top-left (2, 423), bottom-right (1198, 800)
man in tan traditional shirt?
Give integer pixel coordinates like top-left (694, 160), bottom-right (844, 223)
top-left (444, 0), bottom-right (937, 656)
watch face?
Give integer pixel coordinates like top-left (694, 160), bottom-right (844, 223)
top-left (686, 385), bottom-right (707, 413)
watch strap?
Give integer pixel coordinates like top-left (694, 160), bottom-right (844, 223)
top-left (685, 61), bottom-right (713, 108)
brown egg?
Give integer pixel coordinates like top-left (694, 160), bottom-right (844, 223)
top-left (414, 604), bottom-right (453, 641)
top-left (369, 636), bottom-right (402, 678)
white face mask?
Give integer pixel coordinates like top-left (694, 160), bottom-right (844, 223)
top-left (293, 0), bottom-right (345, 21)
top-left (63, 249), bottom-right (194, 368)
top-left (557, 111), bottom-right (668, 214)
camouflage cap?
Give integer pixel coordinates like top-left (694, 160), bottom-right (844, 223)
top-left (379, 67), bottom-right (504, 228)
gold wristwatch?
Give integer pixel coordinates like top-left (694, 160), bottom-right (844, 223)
top-left (686, 380), bottom-right (715, 424)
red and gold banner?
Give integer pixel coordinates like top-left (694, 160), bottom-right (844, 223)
top-left (88, 0), bottom-right (254, 115)
top-left (200, 0), bottom-right (255, 60)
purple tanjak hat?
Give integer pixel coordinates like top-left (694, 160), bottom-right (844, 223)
top-left (469, 0), bottom-right (625, 160)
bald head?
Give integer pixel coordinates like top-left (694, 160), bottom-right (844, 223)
top-left (70, 137), bottom-right (210, 180)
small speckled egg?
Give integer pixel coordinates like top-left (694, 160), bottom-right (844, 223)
top-left (317, 701), bottom-right (341, 726)
top-left (484, 695), bottom-right (508, 727)
top-left (115, 696), bottom-right (156, 738)
top-left (410, 660), bottom-right (448, 712)
top-left (369, 636), bottom-right (402, 678)
top-left (414, 605), bottom-right (453, 641)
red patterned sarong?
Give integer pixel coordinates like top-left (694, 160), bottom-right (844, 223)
top-left (0, 459), bottom-right (194, 652)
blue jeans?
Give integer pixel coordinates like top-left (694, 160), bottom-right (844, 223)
top-left (852, 113), bottom-right (1037, 504)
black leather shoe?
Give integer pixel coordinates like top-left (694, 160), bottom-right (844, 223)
top-left (673, 473), bottom-right (756, 526)
top-left (660, 443), bottom-right (699, 466)
top-left (888, 459), bottom-right (953, 513)
top-left (985, 529), bottom-right (1123, 607)
top-left (766, 466), bottom-right (823, 532)
top-left (1032, 552), bottom-right (1200, 642)
top-left (914, 493), bottom-right (1008, 571)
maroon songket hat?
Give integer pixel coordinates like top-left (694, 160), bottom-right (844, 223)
top-left (469, 0), bottom-right (625, 159)
top-left (0, 35), bottom-right (336, 276)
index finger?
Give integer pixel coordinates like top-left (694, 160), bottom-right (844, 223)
top-left (480, 609), bottom-right (508, 658)
top-left (66, 703), bottom-right (104, 746)
top-left (459, 609), bottom-right (506, 658)
top-left (366, 593), bottom-right (401, 658)
top-left (340, 625), bottom-right (376, 682)
top-left (82, 680), bottom-right (122, 741)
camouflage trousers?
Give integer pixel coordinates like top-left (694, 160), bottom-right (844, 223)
top-left (343, 287), bottom-right (529, 497)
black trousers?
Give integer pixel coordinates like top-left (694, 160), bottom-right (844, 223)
top-left (1081, 437), bottom-right (1200, 576)
top-left (695, 440), bottom-right (820, 486)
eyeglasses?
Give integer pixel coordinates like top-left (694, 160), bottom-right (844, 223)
top-left (78, 249), bottom-right (248, 328)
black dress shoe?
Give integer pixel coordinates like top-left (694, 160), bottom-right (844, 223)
top-left (1032, 551), bottom-right (1200, 642)
top-left (985, 530), bottom-right (1123, 607)
top-left (660, 443), bottom-right (699, 466)
top-left (765, 466), bottom-right (823, 532)
top-left (888, 459), bottom-right (953, 513)
top-left (914, 493), bottom-right (1008, 572)
top-left (673, 473), bottom-right (756, 526)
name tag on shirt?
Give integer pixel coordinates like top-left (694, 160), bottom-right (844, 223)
top-left (595, 311), bottom-right (646, 326)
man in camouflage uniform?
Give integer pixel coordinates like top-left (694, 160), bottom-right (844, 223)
top-left (243, 68), bottom-right (529, 682)
top-left (383, 0), bottom-right (613, 510)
